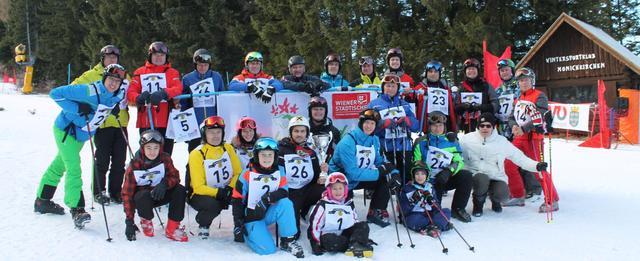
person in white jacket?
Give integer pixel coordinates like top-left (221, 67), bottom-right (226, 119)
top-left (459, 113), bottom-right (548, 217)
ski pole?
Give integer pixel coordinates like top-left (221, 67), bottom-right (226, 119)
top-left (116, 117), bottom-right (134, 160)
top-left (547, 133), bottom-right (555, 221)
top-left (385, 176), bottom-right (402, 248)
top-left (85, 117), bottom-right (113, 242)
top-left (419, 91), bottom-right (428, 136)
top-left (394, 188), bottom-right (415, 248)
top-left (431, 202), bottom-right (475, 252)
top-left (536, 139), bottom-right (552, 223)
top-left (424, 208), bottom-right (448, 254)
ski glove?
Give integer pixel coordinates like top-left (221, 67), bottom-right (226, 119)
top-left (349, 79), bottom-right (363, 87)
top-left (77, 103), bottom-right (93, 117)
top-left (246, 82), bottom-right (258, 94)
top-left (460, 103), bottom-right (471, 111)
top-left (263, 188), bottom-right (287, 204)
top-left (253, 85), bottom-right (265, 99)
top-left (536, 162), bottom-right (548, 172)
top-left (470, 103), bottom-right (481, 111)
top-left (421, 190), bottom-right (434, 205)
top-left (410, 190), bottom-right (423, 203)
top-left (245, 198), bottom-right (268, 222)
top-left (435, 168), bottom-right (452, 185)
top-left (149, 90), bottom-right (168, 106)
top-left (303, 81), bottom-right (316, 94)
top-left (136, 91), bottom-right (151, 106)
top-left (125, 219), bottom-right (138, 241)
top-left (386, 170), bottom-right (403, 192)
top-left (396, 116), bottom-right (411, 128)
top-left (381, 118), bottom-right (396, 129)
top-left (216, 186), bottom-right (233, 205)
top-left (150, 179), bottom-right (167, 201)
top-left (261, 86), bottom-right (275, 103)
top-left (445, 132), bottom-right (458, 142)
top-left (377, 162), bottom-right (396, 177)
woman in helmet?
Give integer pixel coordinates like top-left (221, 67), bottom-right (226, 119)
top-left (282, 55), bottom-right (329, 95)
top-left (367, 73), bottom-right (420, 185)
top-left (228, 51), bottom-right (283, 104)
top-left (231, 137), bottom-right (305, 257)
top-left (71, 45), bottom-right (131, 205)
top-left (34, 64), bottom-right (126, 229)
top-left (187, 116), bottom-right (243, 240)
top-left (329, 109), bottom-right (401, 228)
top-left (181, 48), bottom-right (226, 153)
top-left (308, 172), bottom-right (374, 257)
top-left (409, 60), bottom-right (458, 133)
top-left (413, 111), bottom-right (473, 223)
top-left (121, 129), bottom-right (188, 242)
top-left (127, 41), bottom-right (183, 155)
top-left (308, 96), bottom-right (341, 158)
top-left (231, 116), bottom-right (261, 170)
top-left (384, 48), bottom-right (414, 92)
top-left (320, 53), bottom-right (350, 88)
top-left (454, 57), bottom-right (499, 133)
top-left (278, 116), bottom-right (328, 239)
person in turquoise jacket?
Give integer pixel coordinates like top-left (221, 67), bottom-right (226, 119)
top-left (34, 64), bottom-right (127, 228)
top-left (329, 109), bottom-right (401, 228)
top-left (320, 53), bottom-right (349, 88)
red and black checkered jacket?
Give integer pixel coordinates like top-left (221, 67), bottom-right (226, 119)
top-left (122, 152), bottom-right (180, 220)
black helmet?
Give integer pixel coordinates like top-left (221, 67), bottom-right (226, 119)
top-left (463, 58), bottom-right (480, 70)
top-left (358, 109), bottom-right (381, 131)
top-left (324, 53), bottom-right (341, 74)
top-left (193, 48), bottom-right (212, 64)
top-left (288, 55), bottom-right (305, 69)
top-left (100, 45), bottom-right (120, 65)
top-left (308, 96), bottom-right (328, 121)
top-left (385, 48), bottom-right (403, 68)
top-left (147, 41), bottom-right (169, 63)
top-left (423, 60), bottom-right (443, 79)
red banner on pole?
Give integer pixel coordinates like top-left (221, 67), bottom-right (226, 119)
top-left (483, 40), bottom-right (511, 89)
top-left (579, 80), bottom-right (611, 148)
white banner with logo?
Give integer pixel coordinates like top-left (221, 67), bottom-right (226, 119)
top-left (548, 102), bottom-right (590, 132)
top-left (216, 91), bottom-right (378, 141)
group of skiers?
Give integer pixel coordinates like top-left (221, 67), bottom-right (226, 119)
top-left (33, 42), bottom-right (559, 258)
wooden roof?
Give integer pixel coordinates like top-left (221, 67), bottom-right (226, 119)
top-left (517, 12), bottom-right (640, 75)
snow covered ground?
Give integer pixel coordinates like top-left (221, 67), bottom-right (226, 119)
top-left (1, 93), bottom-right (639, 260)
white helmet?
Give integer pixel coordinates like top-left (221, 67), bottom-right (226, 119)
top-left (288, 115), bottom-right (310, 136)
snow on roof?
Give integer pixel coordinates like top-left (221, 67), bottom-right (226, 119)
top-left (517, 13), bottom-right (640, 74)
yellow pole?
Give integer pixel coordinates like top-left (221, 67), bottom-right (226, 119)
top-left (22, 65), bottom-right (33, 94)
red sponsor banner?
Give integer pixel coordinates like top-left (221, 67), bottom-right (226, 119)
top-left (332, 92), bottom-right (371, 119)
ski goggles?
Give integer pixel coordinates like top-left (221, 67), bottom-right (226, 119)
top-left (140, 130), bottom-right (164, 145)
top-left (428, 114), bottom-right (447, 124)
top-left (381, 74), bottom-right (401, 84)
top-left (359, 56), bottom-right (374, 66)
top-left (239, 118), bottom-right (257, 129)
top-left (497, 59), bottom-right (514, 69)
top-left (327, 173), bottom-right (347, 186)
top-left (150, 43), bottom-right (169, 54)
top-left (309, 96), bottom-right (327, 107)
top-left (195, 54), bottom-right (212, 63)
top-left (255, 137), bottom-right (278, 152)
top-left (101, 46), bottom-right (120, 56)
top-left (203, 116), bottom-right (225, 129)
top-left (105, 65), bottom-right (126, 80)
top-left (426, 61), bottom-right (442, 71)
top-left (359, 109), bottom-right (381, 122)
top-left (515, 67), bottom-right (534, 79)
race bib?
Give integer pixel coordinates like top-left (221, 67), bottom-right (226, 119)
top-left (236, 147), bottom-right (253, 170)
top-left (427, 88), bottom-right (449, 115)
top-left (204, 152), bottom-right (233, 188)
top-left (379, 106), bottom-right (407, 139)
top-left (496, 94), bottom-right (515, 122)
top-left (324, 203), bottom-right (355, 232)
top-left (284, 153), bottom-right (314, 189)
top-left (166, 108), bottom-right (200, 142)
top-left (140, 73), bottom-right (167, 93)
top-left (400, 82), bottom-right (410, 89)
top-left (514, 100), bottom-right (536, 127)
top-left (118, 80), bottom-right (130, 109)
top-left (426, 146), bottom-right (453, 175)
top-left (82, 103), bottom-right (116, 132)
top-left (247, 171), bottom-right (281, 209)
top-left (133, 163), bottom-right (165, 187)
top-left (189, 78), bottom-right (216, 108)
top-left (355, 145), bottom-right (376, 169)
top-left (460, 92), bottom-right (483, 119)
top-left (244, 78), bottom-right (270, 89)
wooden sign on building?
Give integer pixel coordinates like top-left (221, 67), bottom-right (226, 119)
top-left (517, 13), bottom-right (640, 106)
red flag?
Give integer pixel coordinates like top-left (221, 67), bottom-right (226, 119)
top-left (579, 80), bottom-right (611, 148)
top-left (483, 40), bottom-right (512, 89)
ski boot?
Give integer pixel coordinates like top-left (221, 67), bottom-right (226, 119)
top-left (233, 225), bottom-right (245, 243)
top-left (491, 200), bottom-right (503, 213)
top-left (527, 192), bottom-right (543, 204)
top-left (165, 219), bottom-right (188, 242)
top-left (110, 194), bottom-right (123, 204)
top-left (538, 201), bottom-right (559, 213)
top-left (94, 191), bottom-right (111, 206)
top-left (345, 241), bottom-right (374, 258)
top-left (140, 218), bottom-right (155, 237)
top-left (503, 197), bottom-right (525, 207)
top-left (280, 236), bottom-right (304, 258)
top-left (366, 209), bottom-right (390, 228)
top-left (34, 198), bottom-right (65, 215)
top-left (70, 208), bottom-right (91, 229)
top-left (198, 226), bottom-right (209, 240)
top-left (452, 208), bottom-right (472, 222)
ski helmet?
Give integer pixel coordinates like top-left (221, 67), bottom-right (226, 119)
top-left (359, 56), bottom-right (374, 67)
top-left (358, 109), bottom-right (381, 130)
top-left (103, 64), bottom-right (126, 81)
top-left (288, 115), bottom-right (310, 138)
top-left (235, 116), bottom-right (257, 144)
top-left (424, 60), bottom-right (442, 79)
top-left (200, 116), bottom-right (226, 145)
top-left (497, 58), bottom-right (515, 71)
top-left (288, 55), bottom-right (305, 69)
top-left (385, 48), bottom-right (404, 69)
top-left (140, 129), bottom-right (164, 146)
top-left (463, 58), bottom-right (480, 71)
top-left (193, 48), bottom-right (212, 65)
top-left (381, 73), bottom-right (401, 96)
top-left (308, 96), bottom-right (328, 122)
top-left (253, 137), bottom-right (279, 166)
top-left (428, 111), bottom-right (447, 125)
top-left (148, 41), bottom-right (169, 63)
top-left (323, 53), bottom-right (341, 75)
top-left (244, 51), bottom-right (263, 71)
top-left (515, 67), bottom-right (536, 86)
top-left (325, 172), bottom-right (349, 201)
top-left (100, 45), bottom-right (120, 65)
top-left (411, 165), bottom-right (430, 182)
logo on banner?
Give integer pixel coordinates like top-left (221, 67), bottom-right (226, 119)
top-left (569, 106), bottom-right (580, 127)
top-left (271, 97), bottom-right (299, 116)
top-left (332, 93), bottom-right (371, 119)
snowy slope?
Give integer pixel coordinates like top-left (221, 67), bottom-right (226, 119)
top-left (1, 93), bottom-right (639, 261)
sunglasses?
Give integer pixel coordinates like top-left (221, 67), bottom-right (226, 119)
top-left (478, 123), bottom-right (493, 129)
top-left (382, 75), bottom-right (400, 84)
top-left (359, 56), bottom-right (374, 66)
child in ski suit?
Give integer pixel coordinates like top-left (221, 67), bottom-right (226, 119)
top-left (121, 130), bottom-right (188, 242)
top-left (399, 166), bottom-right (451, 237)
top-left (231, 137), bottom-right (305, 257)
top-left (308, 172), bottom-right (374, 257)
